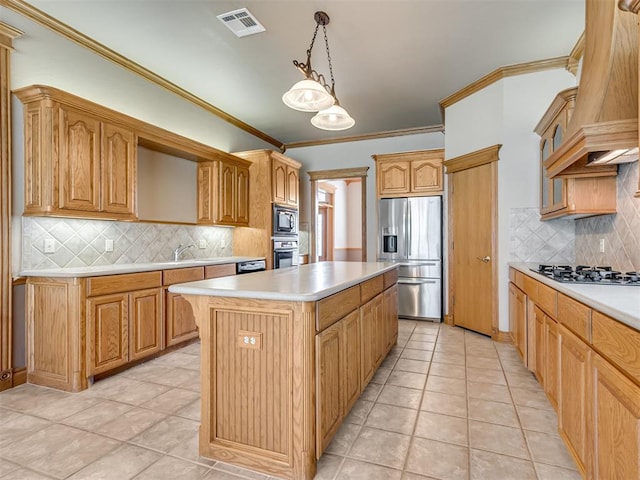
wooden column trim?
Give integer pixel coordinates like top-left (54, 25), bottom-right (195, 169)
top-left (0, 22), bottom-right (23, 392)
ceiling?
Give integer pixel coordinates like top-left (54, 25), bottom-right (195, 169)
top-left (22, 0), bottom-right (585, 147)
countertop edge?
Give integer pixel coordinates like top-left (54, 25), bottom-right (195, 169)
top-left (170, 262), bottom-right (398, 302)
top-left (19, 257), bottom-right (265, 278)
top-left (509, 262), bottom-right (640, 331)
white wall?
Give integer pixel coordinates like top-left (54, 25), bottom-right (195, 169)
top-left (137, 147), bottom-right (197, 224)
top-left (289, 132), bottom-right (445, 261)
top-left (444, 68), bottom-right (577, 332)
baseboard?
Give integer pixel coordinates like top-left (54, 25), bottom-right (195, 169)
top-left (443, 314), bottom-right (454, 326)
top-left (0, 367), bottom-right (27, 392)
top-left (492, 331), bottom-right (514, 344)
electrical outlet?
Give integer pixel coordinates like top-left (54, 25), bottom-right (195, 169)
top-left (43, 239), bottom-right (56, 254)
top-left (198, 239), bottom-right (207, 249)
top-left (105, 239), bottom-right (114, 252)
top-left (599, 238), bottom-right (605, 253)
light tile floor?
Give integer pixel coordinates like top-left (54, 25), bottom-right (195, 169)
top-left (0, 321), bottom-right (580, 480)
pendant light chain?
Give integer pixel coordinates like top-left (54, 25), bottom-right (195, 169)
top-left (322, 24), bottom-right (336, 96)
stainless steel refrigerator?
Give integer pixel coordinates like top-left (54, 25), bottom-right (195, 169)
top-left (378, 196), bottom-right (442, 321)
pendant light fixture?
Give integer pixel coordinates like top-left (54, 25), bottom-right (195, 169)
top-left (282, 11), bottom-right (355, 130)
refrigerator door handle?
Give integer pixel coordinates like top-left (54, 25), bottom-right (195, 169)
top-left (407, 200), bottom-right (412, 256)
top-left (398, 278), bottom-right (438, 284)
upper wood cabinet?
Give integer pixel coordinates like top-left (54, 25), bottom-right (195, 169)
top-left (535, 87), bottom-right (617, 220)
top-left (373, 149), bottom-right (444, 198)
top-left (17, 93), bottom-right (137, 220)
top-left (197, 157), bottom-right (251, 227)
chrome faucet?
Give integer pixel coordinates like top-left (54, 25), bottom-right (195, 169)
top-left (172, 243), bottom-right (195, 261)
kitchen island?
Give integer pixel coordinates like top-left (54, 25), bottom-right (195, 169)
top-left (170, 261), bottom-right (399, 480)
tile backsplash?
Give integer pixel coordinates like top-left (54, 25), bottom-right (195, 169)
top-left (575, 162), bottom-right (640, 272)
top-left (22, 217), bottom-right (233, 271)
top-left (509, 208), bottom-right (575, 264)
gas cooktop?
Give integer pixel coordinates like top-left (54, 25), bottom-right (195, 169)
top-left (531, 265), bottom-right (640, 286)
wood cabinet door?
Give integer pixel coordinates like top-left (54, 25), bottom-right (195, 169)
top-left (544, 316), bottom-right (560, 410)
top-left (359, 298), bottom-right (376, 389)
top-left (235, 164), bottom-right (250, 225)
top-left (591, 354), bottom-right (640, 480)
top-left (373, 294), bottom-right (385, 368)
top-left (89, 293), bottom-right (128, 375)
top-left (286, 165), bottom-right (299, 207)
top-left (509, 283), bottom-right (526, 363)
top-left (378, 161), bottom-right (410, 197)
top-left (58, 106), bottom-right (101, 212)
top-left (384, 285), bottom-right (398, 352)
top-left (342, 310), bottom-right (361, 413)
top-left (411, 158), bottom-right (443, 193)
top-left (316, 322), bottom-right (343, 455)
top-left (558, 325), bottom-right (591, 476)
top-left (218, 161), bottom-right (236, 224)
top-left (271, 158), bottom-right (287, 204)
top-left (197, 162), bottom-right (214, 223)
top-left (533, 306), bottom-right (545, 384)
top-left (129, 288), bottom-right (163, 361)
top-left (166, 291), bottom-right (199, 347)
top-left (101, 122), bottom-right (136, 217)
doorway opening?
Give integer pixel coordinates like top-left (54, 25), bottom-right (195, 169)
top-left (308, 167), bottom-right (369, 263)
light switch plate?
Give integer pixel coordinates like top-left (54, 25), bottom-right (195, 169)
top-left (105, 239), bottom-right (114, 252)
top-left (198, 239), bottom-right (207, 249)
top-left (43, 239), bottom-right (55, 254)
top-left (599, 238), bottom-right (605, 253)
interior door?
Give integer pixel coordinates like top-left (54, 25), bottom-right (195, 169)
top-left (449, 152), bottom-right (497, 336)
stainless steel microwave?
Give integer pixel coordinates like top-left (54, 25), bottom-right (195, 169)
top-left (273, 205), bottom-right (298, 236)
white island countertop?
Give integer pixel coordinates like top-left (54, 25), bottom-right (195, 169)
top-left (169, 261), bottom-right (398, 302)
top-left (510, 263), bottom-right (640, 331)
top-left (19, 256), bottom-right (264, 278)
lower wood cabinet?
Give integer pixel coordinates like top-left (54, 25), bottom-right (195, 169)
top-left (508, 282), bottom-right (527, 363)
top-left (316, 277), bottom-right (397, 457)
top-left (88, 293), bottom-right (129, 375)
top-left (89, 287), bottom-right (163, 375)
top-left (591, 353), bottom-right (640, 479)
top-left (533, 305), bottom-right (546, 384)
top-left (558, 323), bottom-right (591, 477)
top-left (544, 315), bottom-right (560, 410)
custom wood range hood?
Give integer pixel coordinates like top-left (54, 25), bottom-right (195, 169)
top-left (543, 0), bottom-right (639, 178)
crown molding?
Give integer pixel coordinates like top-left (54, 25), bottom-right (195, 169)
top-left (444, 144), bottom-right (502, 174)
top-left (567, 31), bottom-right (585, 76)
top-left (2, 0), bottom-right (284, 150)
top-left (307, 167), bottom-right (369, 181)
top-left (0, 22), bottom-right (23, 50)
top-left (439, 56), bottom-right (571, 117)
top-left (285, 125), bottom-right (444, 151)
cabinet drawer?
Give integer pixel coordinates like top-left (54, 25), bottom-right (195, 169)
top-left (383, 268), bottom-right (398, 289)
top-left (163, 267), bottom-right (204, 286)
top-left (316, 285), bottom-right (360, 332)
top-left (361, 275), bottom-right (384, 304)
top-left (592, 311), bottom-right (640, 384)
top-left (514, 271), bottom-right (525, 290)
top-left (537, 282), bottom-right (557, 318)
top-left (523, 275), bottom-right (538, 299)
top-left (87, 271), bottom-right (162, 297)
top-left (557, 293), bottom-right (591, 342)
top-left (205, 263), bottom-right (236, 279)
top-left (509, 268), bottom-right (516, 283)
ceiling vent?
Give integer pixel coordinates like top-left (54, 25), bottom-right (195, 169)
top-left (217, 8), bottom-right (265, 38)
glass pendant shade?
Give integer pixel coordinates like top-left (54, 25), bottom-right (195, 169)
top-left (282, 79), bottom-right (335, 112)
top-left (311, 104), bottom-right (355, 131)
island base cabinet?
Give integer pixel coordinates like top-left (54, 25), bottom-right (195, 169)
top-left (591, 354), bottom-right (640, 480)
top-left (165, 292), bottom-right (199, 347)
top-left (316, 309), bottom-right (361, 456)
top-left (558, 324), bottom-right (591, 477)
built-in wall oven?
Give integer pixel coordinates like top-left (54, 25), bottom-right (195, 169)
top-left (273, 238), bottom-right (299, 269)
top-left (273, 205), bottom-right (298, 236)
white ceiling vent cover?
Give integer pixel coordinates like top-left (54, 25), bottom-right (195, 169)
top-left (217, 8), bottom-right (265, 38)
